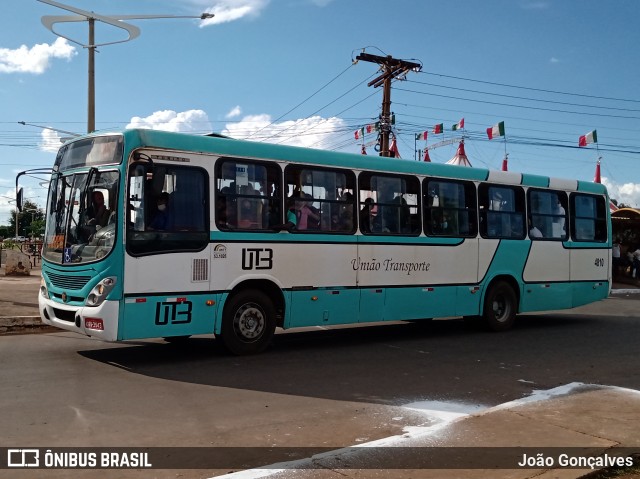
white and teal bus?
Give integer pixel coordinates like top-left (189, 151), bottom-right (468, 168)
top-left (35, 128), bottom-right (611, 354)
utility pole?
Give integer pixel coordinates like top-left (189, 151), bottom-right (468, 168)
top-left (356, 53), bottom-right (421, 157)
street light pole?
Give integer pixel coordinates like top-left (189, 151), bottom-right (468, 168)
top-left (88, 16), bottom-right (95, 133)
top-left (37, 0), bottom-right (214, 133)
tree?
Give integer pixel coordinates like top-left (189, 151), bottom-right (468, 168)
top-left (8, 200), bottom-right (45, 238)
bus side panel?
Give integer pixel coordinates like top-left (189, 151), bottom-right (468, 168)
top-left (287, 288), bottom-right (359, 327)
top-left (122, 250), bottom-right (215, 339)
top-left (479, 239), bottom-right (530, 304)
top-left (121, 293), bottom-right (219, 339)
top-left (359, 287), bottom-right (385, 322)
top-left (454, 285), bottom-right (483, 316)
top-left (455, 238), bottom-right (481, 316)
top-left (520, 283), bottom-right (574, 313)
top-left (571, 281), bottom-right (609, 307)
top-left (521, 241), bottom-right (572, 312)
top-left (569, 245), bottom-right (611, 307)
top-left (385, 285), bottom-right (456, 320)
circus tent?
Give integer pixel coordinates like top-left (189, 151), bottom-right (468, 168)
top-left (445, 140), bottom-right (471, 167)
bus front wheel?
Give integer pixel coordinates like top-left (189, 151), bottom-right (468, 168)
top-left (482, 281), bottom-right (517, 332)
top-left (220, 290), bottom-right (276, 355)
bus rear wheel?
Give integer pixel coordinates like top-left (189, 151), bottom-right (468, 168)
top-left (221, 290), bottom-right (276, 355)
top-left (482, 281), bottom-right (517, 332)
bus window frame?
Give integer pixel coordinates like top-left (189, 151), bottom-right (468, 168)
top-left (423, 177), bottom-right (478, 238)
top-left (358, 171), bottom-right (421, 236)
top-left (478, 183), bottom-right (526, 240)
top-left (214, 157), bottom-right (283, 232)
top-left (569, 192), bottom-right (607, 243)
top-left (527, 189), bottom-right (568, 241)
top-left (284, 163), bottom-right (357, 234)
top-left (126, 162), bottom-right (210, 257)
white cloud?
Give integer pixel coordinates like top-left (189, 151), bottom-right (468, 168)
top-left (603, 177), bottom-right (640, 208)
top-left (222, 114), bottom-right (346, 149)
top-left (225, 105), bottom-right (242, 119)
top-left (39, 129), bottom-right (63, 153)
top-left (200, 0), bottom-right (270, 25)
top-left (0, 38), bottom-right (76, 74)
top-left (126, 109), bottom-right (212, 133)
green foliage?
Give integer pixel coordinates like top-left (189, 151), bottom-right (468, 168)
top-left (7, 199), bottom-right (45, 238)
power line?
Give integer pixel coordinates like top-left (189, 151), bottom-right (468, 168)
top-left (407, 79), bottom-right (640, 114)
top-left (420, 70), bottom-right (640, 104)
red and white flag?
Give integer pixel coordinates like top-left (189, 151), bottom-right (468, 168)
top-left (579, 130), bottom-right (597, 147)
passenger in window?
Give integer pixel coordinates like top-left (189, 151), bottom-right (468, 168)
top-left (296, 196), bottom-right (320, 230)
top-left (360, 198), bottom-right (374, 233)
top-left (490, 191), bottom-right (503, 211)
top-left (554, 196), bottom-right (566, 235)
top-left (340, 192), bottom-right (354, 230)
top-left (288, 201), bottom-right (298, 225)
top-left (87, 191), bottom-right (109, 227)
top-left (148, 192), bottom-right (172, 230)
top-left (529, 224), bottom-right (543, 238)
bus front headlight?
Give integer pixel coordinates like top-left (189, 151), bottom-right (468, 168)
top-left (86, 277), bottom-right (117, 307)
top-left (40, 276), bottom-right (49, 299)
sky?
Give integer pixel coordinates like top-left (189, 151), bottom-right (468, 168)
top-left (2, 0), bottom-right (640, 225)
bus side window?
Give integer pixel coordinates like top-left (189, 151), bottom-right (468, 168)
top-left (527, 189), bottom-right (568, 240)
top-left (215, 159), bottom-right (281, 231)
top-left (424, 179), bottom-right (477, 237)
top-left (570, 193), bottom-right (607, 242)
top-left (479, 184), bottom-right (525, 239)
top-left (284, 165), bottom-right (356, 234)
top-left (359, 172), bottom-right (420, 236)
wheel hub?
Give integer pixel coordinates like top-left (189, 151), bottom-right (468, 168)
top-left (235, 304), bottom-right (264, 340)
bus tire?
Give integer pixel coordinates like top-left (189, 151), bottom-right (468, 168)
top-left (221, 289), bottom-right (276, 355)
top-left (482, 281), bottom-right (517, 332)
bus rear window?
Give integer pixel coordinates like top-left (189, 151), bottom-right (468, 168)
top-left (570, 193), bottom-right (607, 242)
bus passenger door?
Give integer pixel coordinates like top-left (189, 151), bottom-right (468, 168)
top-left (285, 242), bottom-right (359, 327)
top-left (355, 240), bottom-right (386, 323)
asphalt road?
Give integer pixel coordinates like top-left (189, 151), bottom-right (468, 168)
top-left (1, 295), bottom-right (639, 478)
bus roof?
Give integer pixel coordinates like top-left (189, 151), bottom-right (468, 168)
top-left (108, 128), bottom-right (607, 195)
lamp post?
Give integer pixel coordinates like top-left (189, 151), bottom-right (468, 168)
top-left (38, 0), bottom-right (214, 133)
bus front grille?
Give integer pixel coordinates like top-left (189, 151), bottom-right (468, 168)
top-left (52, 308), bottom-right (76, 323)
top-left (46, 272), bottom-right (91, 291)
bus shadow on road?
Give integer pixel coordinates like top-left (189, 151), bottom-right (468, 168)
top-left (76, 314), bottom-right (602, 405)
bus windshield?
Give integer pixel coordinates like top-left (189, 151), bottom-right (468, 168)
top-left (41, 135), bottom-right (123, 265)
top-left (42, 170), bottom-right (120, 265)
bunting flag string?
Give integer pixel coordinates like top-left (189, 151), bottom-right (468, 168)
top-left (354, 122), bottom-right (380, 141)
top-left (433, 123), bottom-right (444, 134)
top-left (415, 131), bottom-right (428, 141)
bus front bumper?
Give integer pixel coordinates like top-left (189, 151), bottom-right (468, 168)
top-left (39, 295), bottom-right (119, 341)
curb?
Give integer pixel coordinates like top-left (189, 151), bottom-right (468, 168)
top-left (0, 316), bottom-right (57, 335)
top-left (610, 288), bottom-right (640, 295)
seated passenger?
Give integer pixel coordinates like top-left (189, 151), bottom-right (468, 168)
top-left (296, 197), bottom-right (319, 230)
top-left (148, 192), bottom-right (173, 230)
top-left (87, 191), bottom-right (109, 227)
